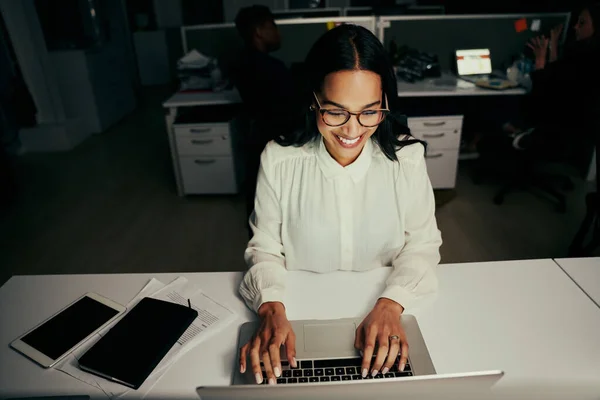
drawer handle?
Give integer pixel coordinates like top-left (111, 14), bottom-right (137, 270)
top-left (425, 153), bottom-right (444, 159)
top-left (191, 139), bottom-right (214, 145)
top-left (423, 133), bottom-right (445, 138)
top-left (423, 121), bottom-right (446, 127)
top-left (194, 159), bottom-right (216, 165)
top-left (190, 128), bottom-right (212, 133)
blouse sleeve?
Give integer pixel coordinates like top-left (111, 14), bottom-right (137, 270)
top-left (379, 144), bottom-right (442, 310)
top-left (239, 144), bottom-right (288, 313)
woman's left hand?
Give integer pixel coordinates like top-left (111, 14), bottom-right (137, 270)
top-left (549, 24), bottom-right (563, 49)
top-left (354, 298), bottom-right (408, 378)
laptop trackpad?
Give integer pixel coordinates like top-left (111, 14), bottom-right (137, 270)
top-left (303, 322), bottom-right (357, 352)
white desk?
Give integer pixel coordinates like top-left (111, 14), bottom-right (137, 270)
top-left (161, 77), bottom-right (527, 108)
top-left (554, 257), bottom-right (600, 308)
top-left (1, 259), bottom-right (600, 399)
top-left (396, 74), bottom-right (527, 97)
top-left (162, 90), bottom-right (242, 108)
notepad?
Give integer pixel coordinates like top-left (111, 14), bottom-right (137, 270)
top-left (77, 297), bottom-right (198, 390)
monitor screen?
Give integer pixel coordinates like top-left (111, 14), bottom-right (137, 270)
top-left (456, 49), bottom-right (492, 75)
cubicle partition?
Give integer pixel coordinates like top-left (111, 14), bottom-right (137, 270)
top-left (181, 16), bottom-right (377, 70)
top-left (181, 22), bottom-right (241, 74)
top-left (181, 13), bottom-right (570, 74)
top-left (379, 13), bottom-right (570, 71)
top-left (344, 5), bottom-right (446, 16)
top-left (343, 7), bottom-right (373, 16)
top-left (272, 7), bottom-right (342, 19)
top-left (273, 16), bottom-right (377, 65)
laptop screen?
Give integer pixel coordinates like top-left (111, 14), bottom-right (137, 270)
top-left (456, 49), bottom-right (492, 76)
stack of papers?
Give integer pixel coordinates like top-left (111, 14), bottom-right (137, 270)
top-left (56, 277), bottom-right (237, 399)
top-left (177, 49), bottom-right (220, 91)
top-left (177, 49), bottom-right (211, 70)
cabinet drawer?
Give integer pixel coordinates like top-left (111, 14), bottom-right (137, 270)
top-left (407, 116), bottom-right (463, 132)
top-left (424, 149), bottom-right (459, 189)
top-left (179, 156), bottom-right (237, 194)
top-left (174, 124), bottom-right (229, 137)
top-left (411, 129), bottom-right (461, 150)
top-left (176, 134), bottom-right (232, 156)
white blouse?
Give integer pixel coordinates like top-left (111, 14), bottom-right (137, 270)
top-left (239, 136), bottom-right (442, 313)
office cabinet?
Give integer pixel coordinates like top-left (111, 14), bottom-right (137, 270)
top-left (179, 156), bottom-right (237, 194)
top-left (173, 122), bottom-right (238, 194)
top-left (407, 115), bottom-right (463, 189)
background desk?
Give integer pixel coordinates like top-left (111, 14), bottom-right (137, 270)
top-left (1, 259), bottom-right (599, 399)
top-left (554, 257), bottom-right (600, 308)
top-left (396, 73), bottom-right (527, 98)
top-left (163, 79), bottom-right (526, 195)
top-left (164, 90), bottom-right (242, 108)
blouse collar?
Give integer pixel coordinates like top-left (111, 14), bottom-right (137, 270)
top-left (316, 136), bottom-right (373, 182)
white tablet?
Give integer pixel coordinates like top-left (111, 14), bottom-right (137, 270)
top-left (10, 292), bottom-right (126, 368)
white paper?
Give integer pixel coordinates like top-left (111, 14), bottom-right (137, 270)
top-left (531, 19), bottom-right (541, 32)
top-left (177, 49), bottom-right (211, 69)
top-left (456, 79), bottom-right (476, 90)
top-left (56, 277), bottom-right (236, 399)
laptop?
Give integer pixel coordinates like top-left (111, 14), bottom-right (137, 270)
top-left (196, 315), bottom-right (504, 399)
top-left (455, 48), bottom-right (518, 90)
top-left (455, 48), bottom-right (498, 81)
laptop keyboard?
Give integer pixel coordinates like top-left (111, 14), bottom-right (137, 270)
top-left (260, 356), bottom-right (413, 384)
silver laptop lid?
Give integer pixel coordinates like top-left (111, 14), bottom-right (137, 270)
top-left (197, 370), bottom-right (504, 400)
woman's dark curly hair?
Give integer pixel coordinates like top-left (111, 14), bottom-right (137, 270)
top-left (275, 23), bottom-right (422, 161)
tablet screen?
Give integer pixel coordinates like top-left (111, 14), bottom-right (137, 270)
top-left (21, 296), bottom-right (120, 360)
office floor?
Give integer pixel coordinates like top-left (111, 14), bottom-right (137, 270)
top-left (0, 87), bottom-right (594, 287)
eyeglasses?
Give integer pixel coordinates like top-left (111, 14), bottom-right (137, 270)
top-left (310, 92), bottom-right (390, 127)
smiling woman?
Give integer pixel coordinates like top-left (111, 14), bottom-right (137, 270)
top-left (311, 70), bottom-right (389, 166)
top-left (276, 23), bottom-right (422, 163)
top-left (238, 24), bottom-right (442, 386)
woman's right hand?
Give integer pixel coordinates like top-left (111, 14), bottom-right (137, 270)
top-left (527, 35), bottom-right (549, 70)
top-left (239, 302), bottom-right (297, 385)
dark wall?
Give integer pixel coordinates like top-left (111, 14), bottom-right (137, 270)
top-left (182, 0), bottom-right (224, 25)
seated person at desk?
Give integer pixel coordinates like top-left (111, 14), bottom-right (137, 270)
top-left (237, 25), bottom-right (442, 385)
top-left (476, 4), bottom-right (600, 170)
top-left (502, 3), bottom-right (600, 149)
top-left (230, 5), bottom-right (297, 219)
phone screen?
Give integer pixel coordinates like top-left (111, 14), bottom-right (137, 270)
top-left (21, 296), bottom-right (120, 360)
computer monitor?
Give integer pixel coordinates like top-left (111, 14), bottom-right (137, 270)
top-left (455, 49), bottom-right (493, 76)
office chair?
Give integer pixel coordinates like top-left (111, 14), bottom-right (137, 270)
top-left (568, 190), bottom-right (600, 256)
top-left (568, 127), bottom-right (600, 256)
top-left (476, 127), bottom-right (578, 213)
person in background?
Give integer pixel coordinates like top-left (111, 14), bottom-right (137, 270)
top-left (475, 2), bottom-right (600, 178)
top-left (231, 5), bottom-right (297, 224)
top-left (503, 3), bottom-right (600, 143)
top-left (237, 24), bottom-right (442, 385)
